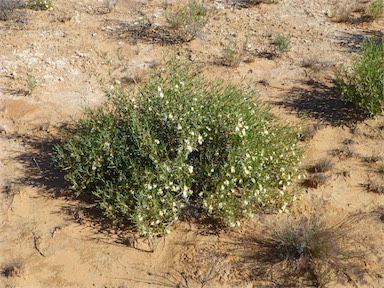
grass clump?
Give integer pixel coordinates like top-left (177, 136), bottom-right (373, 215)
top-left (336, 37), bottom-right (384, 117)
top-left (164, 0), bottom-right (206, 38)
top-left (54, 60), bottom-right (303, 237)
top-left (235, 213), bottom-right (368, 287)
top-left (272, 34), bottom-right (290, 54)
top-left (307, 159), bottom-right (333, 174)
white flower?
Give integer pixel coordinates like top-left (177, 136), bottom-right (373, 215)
top-left (188, 165), bottom-right (194, 174)
top-left (158, 86), bottom-right (162, 92)
top-left (182, 186), bottom-right (189, 198)
top-left (154, 139), bottom-right (160, 145)
top-left (244, 168), bottom-right (250, 175)
top-left (186, 145), bottom-right (193, 153)
top-left (197, 134), bottom-right (203, 145)
top-left (159, 92), bottom-right (164, 99)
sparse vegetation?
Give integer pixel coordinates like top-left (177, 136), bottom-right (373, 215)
top-left (307, 159), bottom-right (334, 173)
top-left (369, 0), bottom-right (384, 20)
top-left (2, 261), bottom-right (24, 278)
top-left (336, 37), bottom-right (384, 116)
top-left (272, 34), bottom-right (290, 54)
top-left (331, 145), bottom-right (355, 159)
top-left (234, 213), bottom-right (368, 287)
top-left (298, 123), bottom-right (322, 141)
top-left (164, 0), bottom-right (206, 38)
top-left (24, 69), bottom-right (37, 95)
top-left (54, 59), bottom-right (303, 237)
top-left (26, 0), bottom-right (54, 10)
top-left (304, 173), bottom-right (329, 189)
top-left (366, 177), bottom-right (384, 194)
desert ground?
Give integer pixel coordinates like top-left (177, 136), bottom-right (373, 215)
top-left (0, 0), bottom-right (384, 287)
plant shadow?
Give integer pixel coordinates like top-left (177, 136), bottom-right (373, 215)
top-left (335, 30), bottom-right (384, 53)
top-left (10, 132), bottom-right (121, 232)
top-left (276, 80), bottom-right (367, 127)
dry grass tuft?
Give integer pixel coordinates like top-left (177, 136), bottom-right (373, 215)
top-left (230, 213), bottom-right (370, 287)
top-left (307, 159), bottom-right (334, 174)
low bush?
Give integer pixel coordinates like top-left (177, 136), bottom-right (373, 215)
top-left (336, 37), bottom-right (384, 116)
top-left (26, 0), bottom-right (54, 10)
top-left (54, 60), bottom-right (303, 237)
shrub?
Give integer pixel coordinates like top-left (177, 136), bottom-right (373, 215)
top-left (26, 0), bottom-right (54, 10)
top-left (336, 37), bottom-right (384, 116)
top-left (54, 60), bottom-right (303, 237)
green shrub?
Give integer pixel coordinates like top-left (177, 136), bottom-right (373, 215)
top-left (54, 60), bottom-right (303, 237)
top-left (336, 37), bottom-right (384, 116)
top-left (369, 0), bottom-right (384, 19)
top-left (26, 0), bottom-right (54, 10)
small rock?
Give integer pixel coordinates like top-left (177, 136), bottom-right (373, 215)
top-left (0, 125), bottom-right (6, 134)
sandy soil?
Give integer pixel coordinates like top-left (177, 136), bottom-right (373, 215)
top-left (0, 0), bottom-right (384, 287)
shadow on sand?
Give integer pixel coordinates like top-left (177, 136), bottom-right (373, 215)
top-left (275, 79), bottom-right (367, 127)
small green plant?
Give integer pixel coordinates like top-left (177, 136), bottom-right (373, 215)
top-left (164, 0), bottom-right (206, 37)
top-left (24, 70), bottom-right (37, 95)
top-left (220, 38), bottom-right (241, 67)
top-left (336, 37), bottom-right (384, 116)
top-left (272, 34), bottom-right (290, 53)
top-left (369, 0), bottom-right (384, 19)
top-left (235, 213), bottom-right (368, 287)
top-left (26, 0), bottom-right (54, 10)
top-left (55, 60), bottom-right (303, 237)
